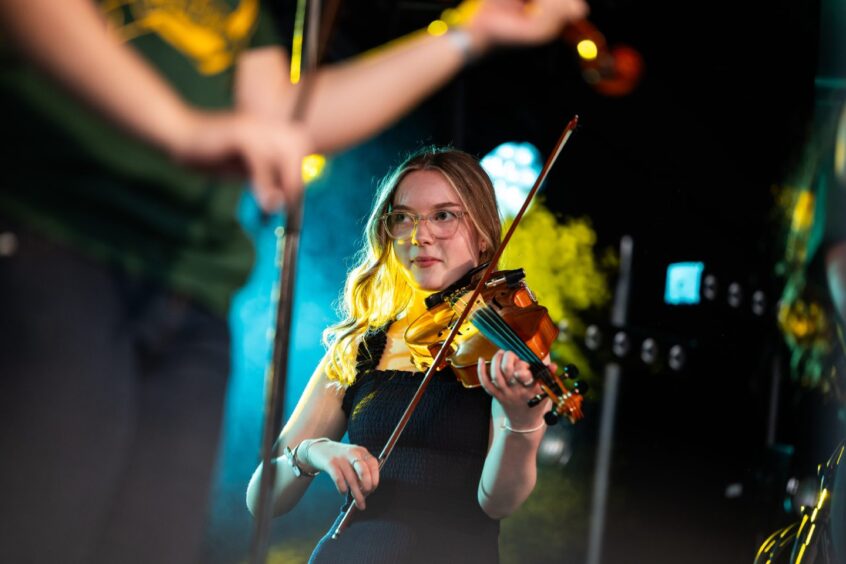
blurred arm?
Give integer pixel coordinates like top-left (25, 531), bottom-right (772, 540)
top-left (0, 0), bottom-right (199, 156)
top-left (0, 0), bottom-right (312, 210)
top-left (236, 31), bottom-right (470, 153)
top-left (235, 0), bottom-right (589, 153)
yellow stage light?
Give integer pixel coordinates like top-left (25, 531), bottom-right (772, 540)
top-left (427, 19), bottom-right (449, 36)
top-left (577, 39), bottom-right (598, 61)
top-left (302, 153), bottom-right (326, 184)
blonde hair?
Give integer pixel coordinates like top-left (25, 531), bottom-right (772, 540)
top-left (323, 147), bottom-right (502, 385)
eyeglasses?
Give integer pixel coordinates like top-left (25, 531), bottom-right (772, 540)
top-left (381, 209), bottom-right (467, 240)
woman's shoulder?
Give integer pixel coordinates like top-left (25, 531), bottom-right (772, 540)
top-left (354, 322), bottom-right (391, 374)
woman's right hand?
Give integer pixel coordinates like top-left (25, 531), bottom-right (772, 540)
top-left (300, 439), bottom-right (380, 510)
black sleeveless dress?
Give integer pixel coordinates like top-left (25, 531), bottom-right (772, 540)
top-left (309, 327), bottom-right (500, 564)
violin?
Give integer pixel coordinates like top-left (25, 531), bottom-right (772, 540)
top-left (405, 263), bottom-right (586, 425)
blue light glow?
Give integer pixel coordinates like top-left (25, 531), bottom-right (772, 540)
top-left (664, 262), bottom-right (705, 305)
top-left (481, 141), bottom-right (542, 219)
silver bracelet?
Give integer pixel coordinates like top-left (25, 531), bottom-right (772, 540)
top-left (501, 420), bottom-right (546, 434)
top-left (285, 437), bottom-right (330, 478)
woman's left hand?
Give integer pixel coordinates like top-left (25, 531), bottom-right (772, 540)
top-left (477, 350), bottom-right (553, 428)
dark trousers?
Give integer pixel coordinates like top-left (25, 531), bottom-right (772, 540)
top-left (0, 221), bottom-right (230, 564)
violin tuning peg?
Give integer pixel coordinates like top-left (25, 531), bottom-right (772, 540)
top-left (572, 379), bottom-right (589, 395)
top-left (563, 364), bottom-right (580, 379)
top-left (543, 411), bottom-right (559, 426)
top-left (527, 394), bottom-right (544, 408)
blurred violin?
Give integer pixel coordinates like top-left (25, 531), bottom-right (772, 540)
top-left (562, 19), bottom-right (643, 96)
top-left (405, 264), bottom-right (586, 424)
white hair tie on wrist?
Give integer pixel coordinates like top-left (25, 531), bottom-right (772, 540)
top-left (501, 420), bottom-right (545, 434)
top-left (285, 437), bottom-right (330, 478)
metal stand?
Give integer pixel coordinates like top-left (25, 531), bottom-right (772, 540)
top-left (586, 235), bottom-right (633, 564)
top-left (247, 191), bottom-right (305, 564)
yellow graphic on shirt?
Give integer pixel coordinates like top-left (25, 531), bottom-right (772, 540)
top-left (102, 0), bottom-right (258, 75)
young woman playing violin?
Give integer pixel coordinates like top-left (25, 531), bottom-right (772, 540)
top-left (246, 147), bottom-right (559, 563)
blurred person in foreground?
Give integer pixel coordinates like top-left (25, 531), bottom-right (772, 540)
top-left (0, 1), bottom-right (588, 563)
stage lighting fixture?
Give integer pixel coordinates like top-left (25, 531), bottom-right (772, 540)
top-left (302, 153), bottom-right (327, 183)
top-left (585, 324), bottom-right (602, 350)
top-left (557, 318), bottom-right (570, 342)
top-left (576, 39), bottom-right (598, 61)
top-left (702, 274), bottom-right (718, 301)
top-left (640, 338), bottom-right (658, 365)
top-left (537, 423), bottom-right (574, 467)
top-left (728, 282), bottom-right (743, 308)
top-left (752, 290), bottom-right (767, 316)
top-left (668, 344), bottom-right (686, 371)
top-left (0, 231), bottom-right (17, 257)
top-left (664, 261), bottom-right (704, 305)
top-left (724, 482), bottom-right (743, 499)
top-left (480, 141), bottom-right (542, 219)
top-left (427, 19), bottom-right (448, 36)
top-left (612, 331), bottom-right (630, 357)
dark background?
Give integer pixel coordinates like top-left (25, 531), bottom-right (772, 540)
top-left (334, 1), bottom-right (833, 561)
top-left (213, 1), bottom-right (843, 563)
top-left (326, 0), bottom-right (819, 245)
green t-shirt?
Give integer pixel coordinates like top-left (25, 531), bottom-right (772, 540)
top-left (0, 0), bottom-right (285, 315)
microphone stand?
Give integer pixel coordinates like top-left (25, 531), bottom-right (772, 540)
top-left (247, 1), bottom-right (321, 562)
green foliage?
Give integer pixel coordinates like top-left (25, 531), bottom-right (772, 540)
top-left (499, 200), bottom-right (613, 391)
top-left (500, 464), bottom-right (589, 564)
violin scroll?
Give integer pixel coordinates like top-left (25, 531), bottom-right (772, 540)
top-left (562, 19), bottom-right (643, 96)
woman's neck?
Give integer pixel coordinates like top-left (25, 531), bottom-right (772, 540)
top-left (377, 288), bottom-right (435, 373)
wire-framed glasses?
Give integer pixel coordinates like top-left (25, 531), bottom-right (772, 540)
top-left (381, 209), bottom-right (467, 240)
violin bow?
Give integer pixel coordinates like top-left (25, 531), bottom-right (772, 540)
top-left (248, 1), bottom-right (341, 562)
top-left (331, 115), bottom-right (580, 539)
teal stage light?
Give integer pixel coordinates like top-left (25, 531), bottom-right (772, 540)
top-left (480, 141), bottom-right (542, 219)
top-left (664, 262), bottom-right (705, 305)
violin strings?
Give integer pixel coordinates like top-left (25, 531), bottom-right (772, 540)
top-left (472, 307), bottom-right (562, 394)
top-left (472, 307), bottom-right (543, 365)
top-left (470, 308), bottom-right (528, 359)
top-left (474, 308), bottom-right (536, 362)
